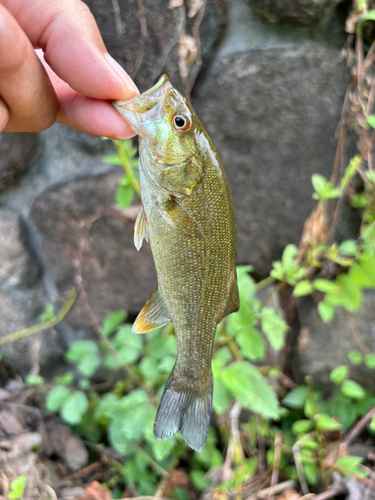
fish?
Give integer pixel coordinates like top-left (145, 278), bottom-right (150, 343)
top-left (112, 75), bottom-right (239, 452)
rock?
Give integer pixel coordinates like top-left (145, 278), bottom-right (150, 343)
top-left (0, 133), bottom-right (41, 193)
top-left (43, 421), bottom-right (88, 472)
top-left (0, 439), bottom-right (54, 500)
top-left (247, 0), bottom-right (342, 26)
top-left (292, 291), bottom-right (375, 392)
top-left (0, 209), bottom-right (64, 377)
top-left (0, 210), bottom-right (39, 290)
top-left (0, 124), bottom-right (115, 213)
top-left (83, 0), bottom-right (225, 92)
top-left (193, 1), bottom-right (350, 276)
top-left (30, 170), bottom-right (157, 332)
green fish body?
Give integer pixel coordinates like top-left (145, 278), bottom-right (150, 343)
top-left (113, 75), bottom-right (239, 451)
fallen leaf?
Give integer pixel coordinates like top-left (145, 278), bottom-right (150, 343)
top-left (79, 481), bottom-right (112, 500)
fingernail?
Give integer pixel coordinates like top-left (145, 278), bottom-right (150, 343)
top-left (104, 53), bottom-right (139, 96)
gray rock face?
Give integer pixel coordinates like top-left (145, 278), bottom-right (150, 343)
top-left (247, 0), bottom-right (341, 26)
top-left (83, 0), bottom-right (225, 92)
top-left (193, 23), bottom-right (350, 275)
top-left (293, 292), bottom-right (375, 392)
top-left (0, 133), bottom-right (41, 192)
top-left (0, 210), bottom-right (63, 377)
top-left (29, 170), bottom-right (157, 330)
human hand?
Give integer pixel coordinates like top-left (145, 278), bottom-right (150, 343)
top-left (0, 0), bottom-right (139, 138)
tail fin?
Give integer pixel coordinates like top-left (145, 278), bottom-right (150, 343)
top-left (153, 370), bottom-right (213, 452)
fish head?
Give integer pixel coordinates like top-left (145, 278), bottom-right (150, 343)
top-left (113, 75), bottom-right (202, 191)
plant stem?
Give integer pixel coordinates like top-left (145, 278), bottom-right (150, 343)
top-left (113, 140), bottom-right (141, 197)
top-left (0, 289), bottom-right (77, 346)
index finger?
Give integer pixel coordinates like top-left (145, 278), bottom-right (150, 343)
top-left (1, 0), bottom-right (138, 101)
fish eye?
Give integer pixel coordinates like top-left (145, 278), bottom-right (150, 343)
top-left (172, 113), bottom-right (191, 133)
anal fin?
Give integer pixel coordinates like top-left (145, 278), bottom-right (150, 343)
top-left (132, 287), bottom-right (171, 334)
top-left (134, 205), bottom-right (149, 251)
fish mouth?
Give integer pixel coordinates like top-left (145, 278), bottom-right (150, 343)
top-left (112, 74), bottom-right (172, 135)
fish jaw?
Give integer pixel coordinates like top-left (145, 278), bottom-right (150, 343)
top-left (112, 74), bottom-right (173, 136)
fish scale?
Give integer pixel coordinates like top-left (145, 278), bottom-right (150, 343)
top-left (113, 75), bottom-right (239, 451)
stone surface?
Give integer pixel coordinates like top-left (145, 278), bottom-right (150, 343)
top-left (247, 0), bottom-right (342, 26)
top-left (0, 125), bottom-right (114, 213)
top-left (292, 292), bottom-right (375, 392)
top-left (84, 0), bottom-right (225, 92)
top-left (0, 133), bottom-right (41, 192)
top-left (30, 170), bottom-right (157, 330)
top-left (193, 2), bottom-right (350, 276)
top-left (0, 210), bottom-right (64, 377)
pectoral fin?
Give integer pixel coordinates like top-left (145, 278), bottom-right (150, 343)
top-left (134, 205), bottom-right (149, 251)
top-left (132, 287), bottom-right (171, 334)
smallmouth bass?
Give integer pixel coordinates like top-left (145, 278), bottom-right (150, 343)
top-left (113, 75), bottom-right (239, 452)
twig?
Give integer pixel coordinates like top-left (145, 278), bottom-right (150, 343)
top-left (132, 0), bottom-right (147, 78)
top-left (245, 479), bottom-right (295, 500)
top-left (132, 443), bottom-right (169, 478)
top-left (343, 310), bottom-right (370, 354)
top-left (293, 432), bottom-right (315, 496)
top-left (269, 432), bottom-right (282, 492)
top-left (0, 289), bottom-right (77, 346)
top-left (342, 405), bottom-right (375, 448)
top-left (184, 0), bottom-right (206, 97)
top-left (111, 0), bottom-right (123, 38)
top-left (113, 141), bottom-right (141, 196)
top-left (324, 460), bottom-right (375, 488)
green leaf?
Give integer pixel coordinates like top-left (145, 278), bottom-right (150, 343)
top-left (65, 340), bottom-right (98, 362)
top-left (212, 377), bottom-right (232, 415)
top-left (312, 174), bottom-right (328, 196)
top-left (292, 419), bottom-right (314, 435)
top-left (25, 374), bottom-right (45, 386)
top-left (370, 415), bottom-right (375, 432)
top-left (46, 385), bottom-right (71, 412)
top-left (112, 324), bottom-right (142, 350)
top-left (101, 154), bottom-right (123, 165)
top-left (348, 350), bottom-right (363, 365)
top-left (341, 380), bottom-right (367, 400)
top-left (157, 355), bottom-right (175, 374)
top-left (221, 362), bottom-right (279, 418)
top-left (118, 346), bottom-right (140, 364)
top-left (190, 470), bottom-right (212, 490)
top-left (77, 353), bottom-right (101, 377)
top-left (315, 413), bottom-right (341, 431)
top-left (102, 310), bottom-right (127, 336)
top-left (318, 301), bottom-right (335, 323)
top-left (38, 303), bottom-right (55, 322)
top-left (53, 371), bottom-right (74, 385)
top-left (95, 393), bottom-right (120, 423)
top-left (330, 365), bottom-right (349, 384)
top-left (359, 10), bottom-right (375, 24)
top-left (282, 386), bottom-right (308, 409)
top-left (314, 279), bottom-right (339, 294)
top-left (260, 307), bottom-right (288, 351)
top-left (293, 280), bottom-right (313, 297)
top-left (150, 436), bottom-right (175, 461)
top-left (116, 184), bottom-right (133, 209)
top-left (140, 356), bottom-right (160, 379)
top-left (8, 476), bottom-right (27, 499)
top-left (236, 327), bottom-right (265, 361)
top-left (364, 353), bottom-right (375, 369)
top-left (336, 456), bottom-right (366, 477)
top-left (61, 391), bottom-right (89, 425)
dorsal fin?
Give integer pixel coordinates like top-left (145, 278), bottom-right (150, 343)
top-left (134, 205), bottom-right (149, 251)
top-left (132, 287), bottom-right (171, 334)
